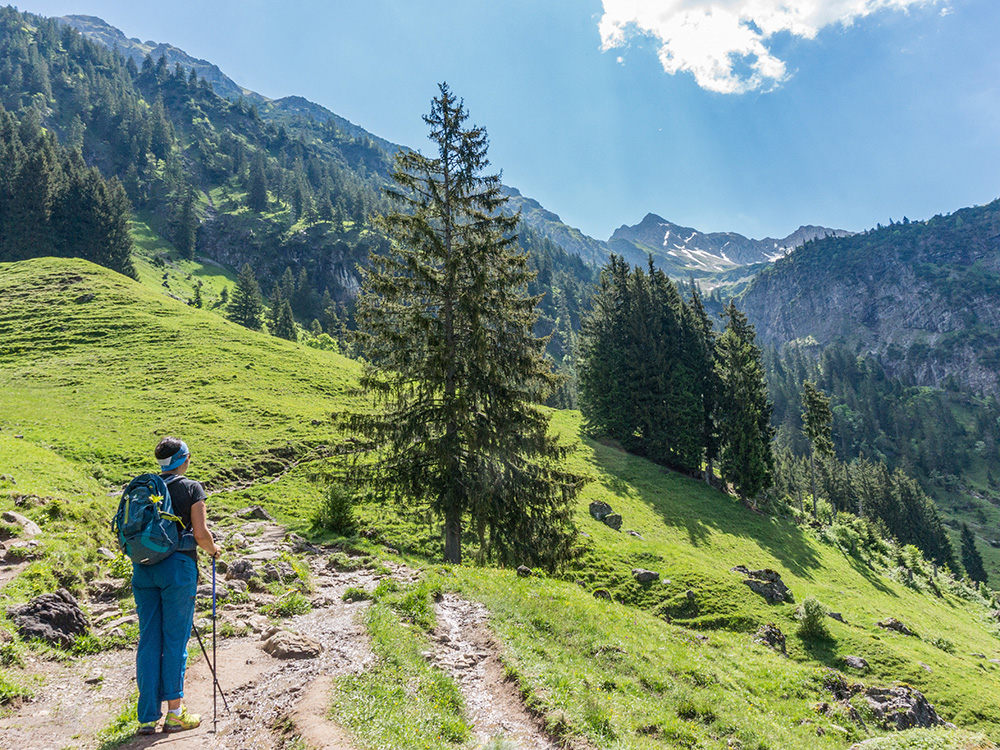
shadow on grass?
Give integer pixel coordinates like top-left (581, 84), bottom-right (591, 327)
top-left (590, 440), bottom-right (822, 579)
top-left (800, 635), bottom-right (841, 669)
top-left (847, 554), bottom-right (898, 598)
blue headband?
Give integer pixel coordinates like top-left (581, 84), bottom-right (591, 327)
top-left (157, 441), bottom-right (190, 472)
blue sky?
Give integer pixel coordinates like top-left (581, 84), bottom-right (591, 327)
top-left (15, 0), bottom-right (1000, 241)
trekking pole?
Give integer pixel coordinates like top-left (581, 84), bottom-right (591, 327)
top-left (191, 622), bottom-right (230, 713)
top-left (212, 556), bottom-right (218, 732)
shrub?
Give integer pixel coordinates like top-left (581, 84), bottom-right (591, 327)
top-left (310, 483), bottom-right (356, 536)
top-left (795, 596), bottom-right (830, 641)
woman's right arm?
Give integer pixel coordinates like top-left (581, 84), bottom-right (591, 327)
top-left (190, 501), bottom-right (221, 559)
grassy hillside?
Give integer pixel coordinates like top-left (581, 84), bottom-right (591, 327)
top-left (1, 257), bottom-right (999, 749)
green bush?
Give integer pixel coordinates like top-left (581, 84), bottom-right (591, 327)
top-left (795, 596), bottom-right (830, 641)
top-left (262, 591), bottom-right (312, 617)
top-left (310, 483), bottom-right (356, 535)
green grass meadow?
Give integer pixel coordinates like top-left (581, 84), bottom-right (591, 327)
top-left (1, 256), bottom-right (999, 749)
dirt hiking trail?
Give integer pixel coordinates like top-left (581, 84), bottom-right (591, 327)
top-left (0, 520), bottom-right (560, 750)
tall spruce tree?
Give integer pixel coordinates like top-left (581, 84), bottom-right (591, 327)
top-left (715, 301), bottom-right (774, 505)
top-left (801, 380), bottom-right (834, 521)
top-left (228, 263), bottom-right (264, 330)
top-left (960, 523), bottom-right (988, 584)
top-left (342, 83), bottom-right (582, 568)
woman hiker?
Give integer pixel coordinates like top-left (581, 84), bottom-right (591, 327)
top-left (134, 436), bottom-right (222, 734)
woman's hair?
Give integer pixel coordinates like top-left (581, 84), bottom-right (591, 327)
top-left (155, 436), bottom-right (185, 460)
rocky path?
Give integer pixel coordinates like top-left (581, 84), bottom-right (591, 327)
top-left (1, 519), bottom-right (558, 750)
top-left (430, 594), bottom-right (559, 750)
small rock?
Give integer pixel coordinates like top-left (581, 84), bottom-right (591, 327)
top-left (101, 614), bottom-right (138, 630)
top-left (234, 506), bottom-right (274, 522)
top-left (753, 623), bottom-right (786, 655)
top-left (626, 530), bottom-right (644, 539)
top-left (197, 583), bottom-right (230, 601)
top-left (96, 547), bottom-right (117, 560)
top-left (228, 533), bottom-right (249, 549)
top-left (88, 578), bottom-right (127, 600)
top-left (260, 561), bottom-right (296, 582)
top-left (261, 630), bottom-right (322, 659)
top-left (733, 566), bottom-right (793, 605)
top-left (84, 671), bottom-right (104, 685)
top-left (227, 579), bottom-right (249, 595)
top-left (1, 511), bottom-right (42, 537)
top-left (827, 612), bottom-right (846, 623)
top-left (843, 655), bottom-right (869, 671)
top-left (516, 566), bottom-right (532, 577)
top-left (918, 662), bottom-right (932, 673)
top-left (876, 618), bottom-right (915, 636)
top-left (593, 588), bottom-right (613, 601)
top-left (2, 539), bottom-right (42, 562)
top-left (589, 501), bottom-right (613, 521)
top-left (632, 568), bottom-right (659, 583)
top-left (685, 590), bottom-right (696, 600)
top-left (225, 559), bottom-right (257, 582)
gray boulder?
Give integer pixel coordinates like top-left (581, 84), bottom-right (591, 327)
top-left (632, 568), bottom-right (660, 583)
top-left (843, 655), bottom-right (869, 671)
top-left (235, 506), bottom-right (274, 522)
top-left (753, 623), bottom-right (786, 655)
top-left (261, 561), bottom-right (297, 582)
top-left (262, 630), bottom-right (322, 659)
top-left (8, 589), bottom-right (89, 648)
top-left (864, 686), bottom-right (943, 730)
top-left (2, 511), bottom-right (41, 537)
top-left (876, 618), bottom-right (915, 636)
top-left (602, 514), bottom-right (623, 531)
top-left (589, 501), bottom-right (613, 521)
top-left (516, 566), bottom-right (532, 577)
top-left (225, 558), bottom-right (257, 582)
top-left (732, 566), bottom-right (793, 605)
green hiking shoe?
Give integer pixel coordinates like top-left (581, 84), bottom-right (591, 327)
top-left (137, 721), bottom-right (157, 735)
top-left (163, 706), bottom-right (201, 732)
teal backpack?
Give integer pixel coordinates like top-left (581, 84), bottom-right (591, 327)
top-left (112, 474), bottom-right (194, 565)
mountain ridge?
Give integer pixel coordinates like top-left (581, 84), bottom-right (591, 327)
top-left (60, 13), bottom-right (848, 278)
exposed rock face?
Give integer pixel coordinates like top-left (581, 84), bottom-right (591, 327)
top-left (753, 623), bottom-right (786, 655)
top-left (516, 566), bottom-right (532, 577)
top-left (732, 566), bottom-right (793, 604)
top-left (261, 630), bottom-right (322, 659)
top-left (864, 686), bottom-right (944, 730)
top-left (740, 200), bottom-right (1000, 396)
top-left (8, 589), bottom-right (89, 648)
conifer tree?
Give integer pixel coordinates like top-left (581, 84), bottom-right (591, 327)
top-left (715, 301), bottom-right (774, 505)
top-left (273, 297), bottom-right (297, 341)
top-left (342, 83), bottom-right (581, 568)
top-left (801, 380), bottom-right (834, 521)
top-left (960, 523), bottom-right (988, 584)
top-left (246, 152), bottom-right (268, 213)
top-left (228, 263), bottom-right (264, 330)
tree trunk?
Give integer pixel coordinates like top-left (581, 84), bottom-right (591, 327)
top-left (705, 457), bottom-right (713, 485)
top-left (810, 450), bottom-right (818, 522)
top-left (443, 505), bottom-right (462, 564)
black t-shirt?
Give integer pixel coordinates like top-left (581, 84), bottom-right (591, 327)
top-left (162, 474), bottom-right (206, 562)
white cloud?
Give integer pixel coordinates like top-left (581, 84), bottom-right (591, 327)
top-left (599, 0), bottom-right (944, 94)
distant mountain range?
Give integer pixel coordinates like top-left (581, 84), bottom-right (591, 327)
top-left (61, 14), bottom-right (849, 280)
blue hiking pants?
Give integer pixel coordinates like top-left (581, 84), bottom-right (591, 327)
top-left (132, 552), bottom-right (198, 723)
